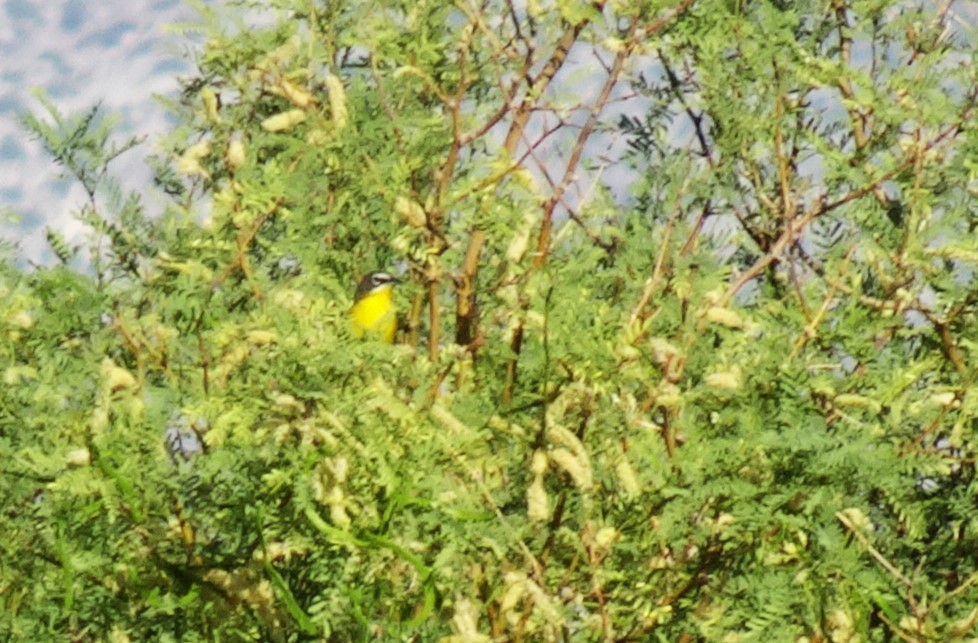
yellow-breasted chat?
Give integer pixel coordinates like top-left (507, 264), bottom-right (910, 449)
top-left (349, 271), bottom-right (400, 343)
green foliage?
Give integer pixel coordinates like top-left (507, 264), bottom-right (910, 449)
top-left (4, 0), bottom-right (978, 640)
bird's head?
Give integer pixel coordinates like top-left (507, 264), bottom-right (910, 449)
top-left (355, 271), bottom-right (400, 301)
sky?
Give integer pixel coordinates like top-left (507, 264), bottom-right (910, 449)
top-left (2, 1), bottom-right (977, 268)
top-left (0, 0), bottom-right (201, 264)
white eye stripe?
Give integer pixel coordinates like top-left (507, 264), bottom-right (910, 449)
top-left (354, 271), bottom-right (400, 302)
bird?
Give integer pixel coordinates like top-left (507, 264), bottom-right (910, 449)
top-left (349, 271), bottom-right (400, 343)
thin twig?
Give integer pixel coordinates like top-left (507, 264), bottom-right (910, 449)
top-left (836, 510), bottom-right (914, 591)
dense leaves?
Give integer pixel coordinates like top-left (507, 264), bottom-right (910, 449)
top-left (4, 0), bottom-right (978, 640)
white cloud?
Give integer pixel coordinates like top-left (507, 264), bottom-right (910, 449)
top-left (0, 0), bottom-right (201, 264)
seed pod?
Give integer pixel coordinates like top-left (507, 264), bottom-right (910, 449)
top-left (261, 109), bottom-right (307, 132)
top-left (226, 138), bottom-right (246, 172)
top-left (325, 74), bottom-right (348, 129)
top-left (704, 306), bottom-right (743, 328)
top-left (527, 475), bottom-right (549, 522)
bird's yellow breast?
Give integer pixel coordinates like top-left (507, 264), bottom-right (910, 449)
top-left (350, 286), bottom-right (397, 343)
